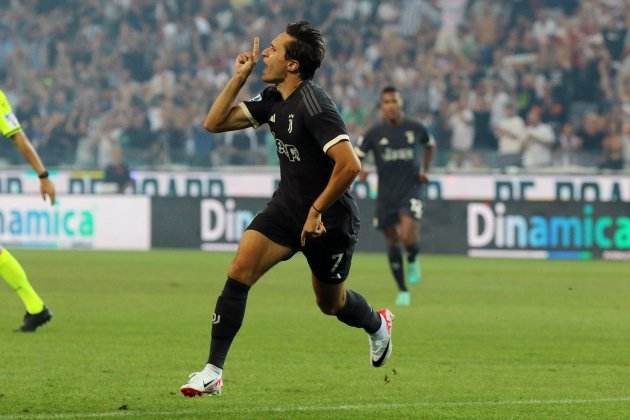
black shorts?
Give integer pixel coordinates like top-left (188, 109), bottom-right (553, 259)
top-left (247, 200), bottom-right (359, 284)
top-left (374, 195), bottom-right (424, 230)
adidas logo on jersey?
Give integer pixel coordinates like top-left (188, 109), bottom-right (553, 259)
top-left (269, 114), bottom-right (276, 123)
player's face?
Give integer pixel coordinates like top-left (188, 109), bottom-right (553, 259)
top-left (261, 32), bottom-right (297, 84)
top-left (380, 91), bottom-right (403, 122)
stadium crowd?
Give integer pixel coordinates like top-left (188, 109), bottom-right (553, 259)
top-left (0, 0), bottom-right (628, 171)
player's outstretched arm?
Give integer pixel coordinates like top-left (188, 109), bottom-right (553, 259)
top-left (12, 131), bottom-right (56, 205)
top-left (203, 37), bottom-right (260, 133)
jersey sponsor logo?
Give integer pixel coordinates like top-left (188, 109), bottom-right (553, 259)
top-left (276, 138), bottom-right (301, 162)
top-left (405, 130), bottom-right (415, 144)
top-left (379, 137), bottom-right (389, 145)
top-left (269, 113), bottom-right (276, 123)
top-left (288, 114), bottom-right (294, 133)
top-left (381, 147), bottom-right (414, 162)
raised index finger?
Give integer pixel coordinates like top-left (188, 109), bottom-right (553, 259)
top-left (252, 37), bottom-right (260, 61)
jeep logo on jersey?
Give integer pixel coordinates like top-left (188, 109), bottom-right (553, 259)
top-left (276, 139), bottom-right (301, 162)
top-left (288, 114), bottom-right (294, 133)
top-left (382, 147), bottom-right (414, 162)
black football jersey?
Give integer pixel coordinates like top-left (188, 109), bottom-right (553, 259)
top-left (356, 118), bottom-right (434, 204)
top-left (241, 81), bottom-right (358, 225)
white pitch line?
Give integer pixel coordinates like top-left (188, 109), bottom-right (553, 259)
top-left (2, 397), bottom-right (630, 419)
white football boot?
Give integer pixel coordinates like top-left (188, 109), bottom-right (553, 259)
top-left (180, 364), bottom-right (223, 397)
top-left (369, 308), bottom-right (394, 367)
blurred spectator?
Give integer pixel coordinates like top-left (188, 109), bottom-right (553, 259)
top-left (600, 121), bottom-right (624, 170)
top-left (522, 106), bottom-right (555, 168)
top-left (447, 95), bottom-right (474, 168)
top-left (558, 122), bottom-right (582, 167)
top-left (104, 146), bottom-right (133, 193)
top-left (623, 121), bottom-right (630, 168)
top-left (577, 112), bottom-right (606, 158)
top-left (470, 79), bottom-right (497, 156)
top-left (494, 102), bottom-right (524, 169)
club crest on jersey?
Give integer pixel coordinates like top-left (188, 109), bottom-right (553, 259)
top-left (288, 114), bottom-right (294, 133)
top-left (405, 130), bottom-right (415, 144)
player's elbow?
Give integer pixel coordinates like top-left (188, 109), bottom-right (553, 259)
top-left (203, 118), bottom-right (223, 133)
top-left (345, 158), bottom-right (361, 180)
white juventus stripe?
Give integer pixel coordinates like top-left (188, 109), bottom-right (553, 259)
top-left (238, 102), bottom-right (259, 128)
top-left (323, 134), bottom-right (350, 153)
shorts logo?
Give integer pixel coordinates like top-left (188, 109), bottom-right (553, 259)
top-left (288, 114), bottom-right (294, 133)
top-left (410, 198), bottom-right (423, 219)
top-left (276, 138), bottom-right (301, 162)
top-left (211, 313), bottom-right (221, 324)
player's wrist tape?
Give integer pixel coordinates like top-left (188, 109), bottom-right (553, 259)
top-left (38, 171), bottom-right (49, 179)
top-left (311, 204), bottom-right (322, 214)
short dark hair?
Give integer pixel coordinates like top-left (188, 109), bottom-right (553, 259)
top-left (285, 21), bottom-right (325, 80)
top-left (381, 86), bottom-right (399, 95)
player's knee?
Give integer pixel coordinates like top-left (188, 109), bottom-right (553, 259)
top-left (316, 298), bottom-right (343, 316)
top-left (384, 231), bottom-right (399, 247)
top-left (227, 259), bottom-right (259, 284)
top-left (399, 228), bottom-right (417, 246)
top-left (400, 233), bottom-right (412, 246)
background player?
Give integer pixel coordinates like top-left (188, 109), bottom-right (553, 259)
top-left (179, 21), bottom-right (393, 397)
top-left (356, 86), bottom-right (434, 306)
top-left (0, 88), bottom-right (55, 332)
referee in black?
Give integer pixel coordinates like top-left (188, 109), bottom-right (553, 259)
top-left (180, 21), bottom-right (394, 397)
top-left (356, 86), bottom-right (435, 306)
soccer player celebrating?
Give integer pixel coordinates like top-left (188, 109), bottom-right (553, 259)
top-left (0, 88), bottom-right (55, 331)
top-left (180, 21), bottom-right (393, 397)
top-left (355, 86), bottom-right (435, 307)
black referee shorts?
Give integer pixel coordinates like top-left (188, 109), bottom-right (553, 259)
top-left (246, 200), bottom-right (359, 284)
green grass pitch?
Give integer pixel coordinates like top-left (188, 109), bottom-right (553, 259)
top-left (1, 250), bottom-right (629, 419)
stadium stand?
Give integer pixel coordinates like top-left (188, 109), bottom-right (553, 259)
top-left (0, 0), bottom-right (628, 171)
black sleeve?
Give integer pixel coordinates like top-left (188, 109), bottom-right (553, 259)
top-left (239, 87), bottom-right (279, 128)
top-left (355, 127), bottom-right (376, 160)
top-left (302, 91), bottom-right (350, 153)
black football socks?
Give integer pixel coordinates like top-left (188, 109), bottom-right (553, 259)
top-left (208, 278), bottom-right (250, 369)
top-left (406, 243), bottom-right (419, 263)
top-left (336, 289), bottom-right (382, 334)
top-left (388, 246), bottom-right (407, 291)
